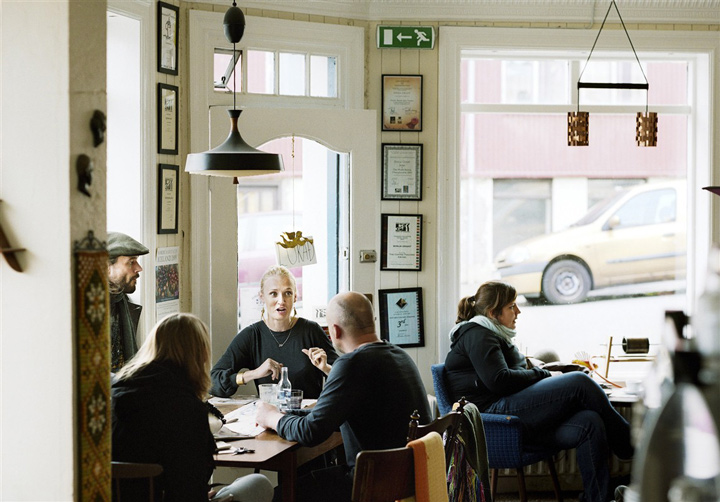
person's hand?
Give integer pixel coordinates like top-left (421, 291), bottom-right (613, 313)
top-left (302, 347), bottom-right (332, 375)
top-left (255, 358), bottom-right (283, 380)
top-left (256, 401), bottom-right (283, 430)
top-left (207, 488), bottom-right (233, 502)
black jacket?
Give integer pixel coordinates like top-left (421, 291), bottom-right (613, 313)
top-left (112, 360), bottom-right (215, 502)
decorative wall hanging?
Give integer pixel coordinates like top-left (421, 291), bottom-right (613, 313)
top-left (157, 1), bottom-right (179, 75)
top-left (158, 83), bottom-right (179, 155)
top-left (381, 213), bottom-right (422, 271)
top-left (378, 287), bottom-right (425, 348)
top-left (568, 0), bottom-right (657, 147)
top-left (74, 230), bottom-right (111, 501)
top-left (382, 143), bottom-right (423, 201)
top-left (382, 75), bottom-right (423, 131)
top-left (158, 164), bottom-right (179, 234)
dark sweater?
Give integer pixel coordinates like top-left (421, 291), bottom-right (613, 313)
top-left (112, 360), bottom-right (215, 502)
top-left (277, 341), bottom-right (431, 470)
top-left (210, 318), bottom-right (338, 398)
top-left (444, 323), bottom-right (551, 411)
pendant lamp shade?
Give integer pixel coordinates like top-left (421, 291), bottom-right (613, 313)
top-left (185, 109), bottom-right (284, 177)
top-left (185, 1), bottom-right (284, 178)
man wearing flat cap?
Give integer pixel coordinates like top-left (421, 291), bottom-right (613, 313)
top-left (107, 232), bottom-right (149, 371)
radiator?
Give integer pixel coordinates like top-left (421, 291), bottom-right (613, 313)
top-left (494, 404), bottom-right (634, 493)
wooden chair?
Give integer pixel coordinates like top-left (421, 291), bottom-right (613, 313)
top-left (111, 461), bottom-right (163, 502)
top-left (351, 446), bottom-right (415, 502)
top-left (407, 398), bottom-right (466, 466)
top-left (431, 363), bottom-right (563, 502)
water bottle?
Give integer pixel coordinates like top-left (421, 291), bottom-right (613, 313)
top-left (277, 366), bottom-right (292, 410)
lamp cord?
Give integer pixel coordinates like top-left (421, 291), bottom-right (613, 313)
top-left (232, 42), bottom-right (237, 110)
top-left (577, 0), bottom-right (650, 113)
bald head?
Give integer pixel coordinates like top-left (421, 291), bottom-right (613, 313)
top-left (326, 292), bottom-right (378, 351)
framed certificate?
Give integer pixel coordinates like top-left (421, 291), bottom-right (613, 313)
top-left (378, 287), bottom-right (425, 348)
top-left (382, 74), bottom-right (423, 131)
top-left (157, 164), bottom-right (179, 234)
top-left (381, 214), bottom-right (422, 271)
top-left (382, 143), bottom-right (423, 200)
top-left (157, 1), bottom-right (179, 75)
top-left (157, 83), bottom-right (178, 155)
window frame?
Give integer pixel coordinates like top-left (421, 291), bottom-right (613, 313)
top-left (437, 26), bottom-right (718, 359)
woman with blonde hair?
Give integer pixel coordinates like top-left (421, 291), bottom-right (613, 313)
top-left (211, 265), bottom-right (338, 399)
top-left (112, 313), bottom-right (273, 502)
top-left (445, 281), bottom-right (632, 502)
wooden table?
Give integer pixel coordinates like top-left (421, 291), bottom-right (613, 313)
top-left (214, 423), bottom-right (343, 502)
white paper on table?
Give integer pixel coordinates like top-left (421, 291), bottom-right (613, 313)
top-left (209, 395), bottom-right (256, 408)
top-left (222, 401), bottom-right (266, 437)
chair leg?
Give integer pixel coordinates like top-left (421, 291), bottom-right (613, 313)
top-left (517, 468), bottom-right (528, 502)
top-left (547, 457), bottom-right (563, 502)
top-left (491, 468), bottom-right (498, 501)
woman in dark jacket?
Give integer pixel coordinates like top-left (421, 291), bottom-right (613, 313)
top-left (112, 313), bottom-right (272, 502)
top-left (445, 281), bottom-right (632, 502)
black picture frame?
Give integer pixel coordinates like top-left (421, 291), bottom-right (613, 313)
top-left (157, 1), bottom-right (179, 75)
top-left (382, 143), bottom-right (423, 200)
top-left (382, 74), bottom-right (423, 132)
top-left (380, 213), bottom-right (422, 271)
top-left (157, 164), bottom-right (179, 234)
top-left (378, 287), bottom-right (425, 348)
top-left (157, 83), bottom-right (178, 155)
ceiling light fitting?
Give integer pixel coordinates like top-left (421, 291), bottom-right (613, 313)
top-left (568, 0), bottom-right (657, 148)
top-left (185, 1), bottom-right (284, 178)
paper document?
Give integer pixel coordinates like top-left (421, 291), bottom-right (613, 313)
top-left (221, 401), bottom-right (266, 437)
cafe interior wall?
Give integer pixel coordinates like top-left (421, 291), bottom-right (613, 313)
top-left (1, 1), bottom-right (108, 500)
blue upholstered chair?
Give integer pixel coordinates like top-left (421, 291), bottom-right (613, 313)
top-left (431, 363), bottom-right (563, 502)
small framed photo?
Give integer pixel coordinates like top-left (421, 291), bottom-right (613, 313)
top-left (157, 1), bottom-right (179, 75)
top-left (382, 74), bottom-right (423, 132)
top-left (157, 83), bottom-right (178, 155)
top-left (158, 164), bottom-right (179, 234)
top-left (381, 214), bottom-right (422, 271)
top-left (382, 143), bottom-right (423, 200)
top-left (378, 287), bottom-right (425, 348)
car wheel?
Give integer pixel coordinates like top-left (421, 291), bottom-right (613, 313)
top-left (541, 260), bottom-right (591, 304)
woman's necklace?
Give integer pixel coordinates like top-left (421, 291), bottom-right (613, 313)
top-left (268, 317), bottom-right (297, 348)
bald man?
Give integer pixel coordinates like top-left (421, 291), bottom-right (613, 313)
top-left (256, 291), bottom-right (431, 502)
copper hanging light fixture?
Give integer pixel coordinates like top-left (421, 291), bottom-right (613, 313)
top-left (185, 1), bottom-right (284, 178)
top-left (568, 0), bottom-right (657, 147)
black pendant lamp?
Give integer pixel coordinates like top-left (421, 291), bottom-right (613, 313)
top-left (185, 1), bottom-right (284, 178)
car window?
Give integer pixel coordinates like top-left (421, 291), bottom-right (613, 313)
top-left (609, 188), bottom-right (676, 229)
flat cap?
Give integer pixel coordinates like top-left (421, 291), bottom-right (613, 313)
top-left (107, 232), bottom-right (149, 259)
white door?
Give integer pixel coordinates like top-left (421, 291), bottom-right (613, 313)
top-left (190, 107), bottom-right (378, 361)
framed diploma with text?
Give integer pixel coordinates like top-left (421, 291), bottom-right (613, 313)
top-left (382, 74), bottom-right (423, 131)
top-left (157, 83), bottom-right (178, 155)
top-left (382, 143), bottom-right (423, 200)
top-left (381, 213), bottom-right (422, 271)
top-left (378, 287), bottom-right (425, 348)
top-left (157, 1), bottom-right (179, 75)
top-left (157, 164), bottom-right (179, 234)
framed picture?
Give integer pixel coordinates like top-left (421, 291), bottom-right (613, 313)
top-left (381, 213), bottom-right (422, 271)
top-left (157, 1), bottom-right (179, 75)
top-left (382, 74), bottom-right (423, 131)
top-left (382, 143), bottom-right (423, 200)
top-left (378, 287), bottom-right (425, 348)
top-left (158, 164), bottom-right (179, 234)
top-left (157, 83), bottom-right (178, 155)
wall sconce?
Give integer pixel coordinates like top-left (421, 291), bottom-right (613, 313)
top-left (568, 0), bottom-right (657, 147)
top-left (185, 1), bottom-right (284, 178)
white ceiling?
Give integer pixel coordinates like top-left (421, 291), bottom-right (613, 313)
top-left (223, 0), bottom-right (720, 24)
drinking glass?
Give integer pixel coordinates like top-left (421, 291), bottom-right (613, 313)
top-left (259, 383), bottom-right (277, 403)
top-left (288, 389), bottom-right (303, 410)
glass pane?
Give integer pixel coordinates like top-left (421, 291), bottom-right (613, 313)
top-left (236, 138), bottom-right (348, 329)
top-left (462, 58), bottom-right (569, 104)
top-left (214, 49), bottom-right (241, 92)
top-left (279, 52), bottom-right (306, 96)
top-left (458, 54), bottom-right (689, 371)
top-left (247, 50), bottom-right (275, 94)
top-left (310, 55), bottom-right (337, 97)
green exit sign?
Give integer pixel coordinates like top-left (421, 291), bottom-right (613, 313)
top-left (377, 26), bottom-right (435, 49)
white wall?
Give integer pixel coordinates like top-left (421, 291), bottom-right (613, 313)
top-left (1, 1), bottom-right (107, 500)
